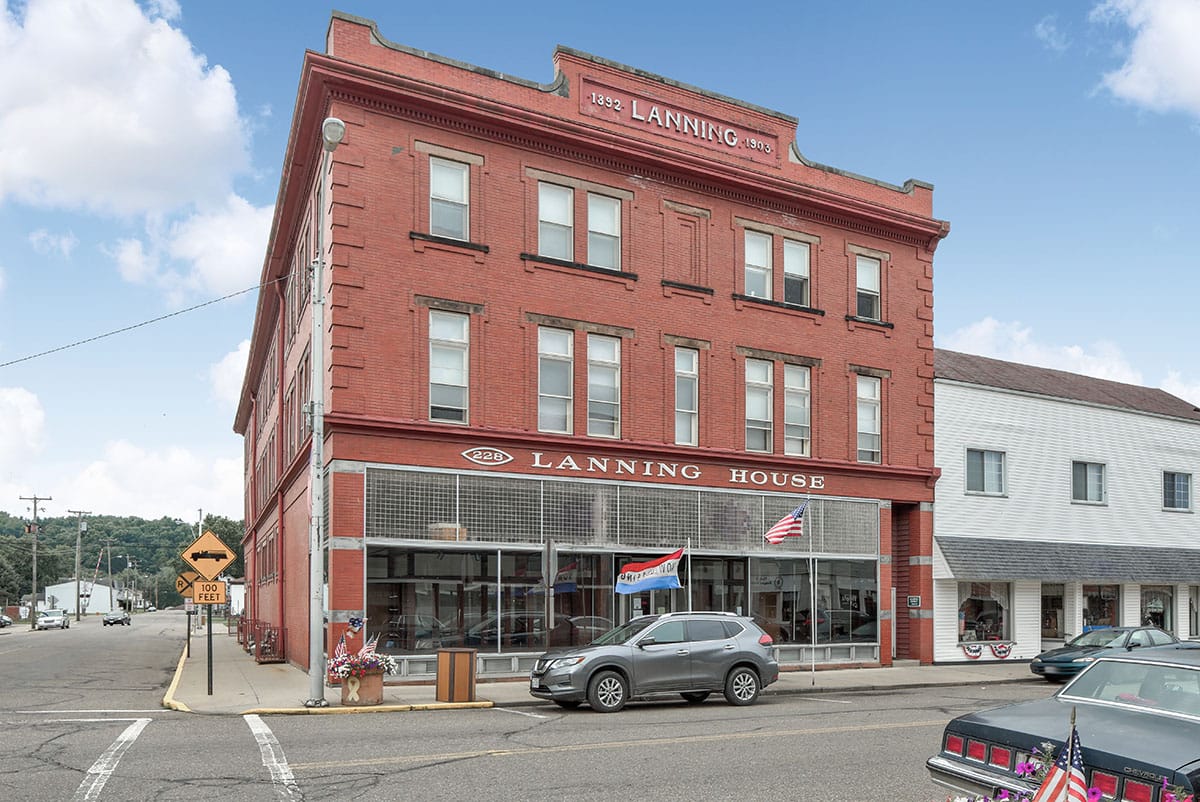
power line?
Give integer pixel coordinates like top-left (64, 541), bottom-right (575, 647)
top-left (0, 274), bottom-right (288, 369)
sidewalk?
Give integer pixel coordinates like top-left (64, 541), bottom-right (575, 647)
top-left (163, 626), bottom-right (1040, 715)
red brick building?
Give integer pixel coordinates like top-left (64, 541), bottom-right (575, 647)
top-left (234, 12), bottom-right (949, 678)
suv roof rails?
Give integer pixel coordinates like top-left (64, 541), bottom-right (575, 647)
top-left (660, 611), bottom-right (739, 618)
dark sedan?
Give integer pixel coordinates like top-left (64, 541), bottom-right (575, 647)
top-left (928, 645), bottom-right (1200, 800)
top-left (1030, 625), bottom-right (1177, 681)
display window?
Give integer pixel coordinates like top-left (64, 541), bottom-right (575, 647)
top-left (957, 582), bottom-right (1010, 642)
top-left (1083, 584), bottom-right (1119, 629)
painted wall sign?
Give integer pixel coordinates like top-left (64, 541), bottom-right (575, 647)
top-left (461, 447), bottom-right (514, 466)
top-left (458, 446), bottom-right (825, 491)
top-left (580, 78), bottom-right (779, 166)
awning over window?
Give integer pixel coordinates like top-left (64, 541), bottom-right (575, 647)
top-left (936, 536), bottom-right (1200, 583)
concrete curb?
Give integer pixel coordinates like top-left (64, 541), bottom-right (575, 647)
top-left (162, 645), bottom-right (192, 713)
top-left (239, 701), bottom-right (496, 716)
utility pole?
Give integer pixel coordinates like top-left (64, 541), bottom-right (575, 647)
top-left (69, 509), bottom-right (90, 622)
top-left (20, 494), bottom-right (51, 629)
top-left (102, 537), bottom-right (116, 611)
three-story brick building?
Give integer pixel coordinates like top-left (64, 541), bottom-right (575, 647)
top-left (234, 12), bottom-right (949, 678)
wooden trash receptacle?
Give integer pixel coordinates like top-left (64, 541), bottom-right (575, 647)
top-left (436, 648), bottom-right (477, 702)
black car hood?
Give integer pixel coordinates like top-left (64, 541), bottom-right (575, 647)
top-left (1036, 645), bottom-right (1117, 662)
top-left (955, 697), bottom-right (1200, 773)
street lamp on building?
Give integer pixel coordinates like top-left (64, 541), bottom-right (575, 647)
top-left (306, 115), bottom-right (345, 708)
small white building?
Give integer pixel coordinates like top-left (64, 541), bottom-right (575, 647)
top-left (227, 578), bottom-right (245, 616)
top-left (934, 350), bottom-right (1200, 664)
top-left (44, 579), bottom-right (124, 616)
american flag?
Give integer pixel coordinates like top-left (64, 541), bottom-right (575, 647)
top-left (358, 634), bottom-right (378, 657)
top-left (333, 634), bottom-right (347, 660)
top-left (764, 501), bottom-right (808, 544)
top-left (1031, 724), bottom-right (1088, 802)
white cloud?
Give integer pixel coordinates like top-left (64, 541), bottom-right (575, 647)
top-left (0, 0), bottom-right (249, 216)
top-left (111, 236), bottom-right (158, 285)
top-left (1034, 15), bottom-right (1070, 52)
top-left (210, 339), bottom-right (250, 410)
top-left (56, 440), bottom-right (243, 520)
top-left (940, 317), bottom-right (1144, 384)
top-left (28, 228), bottom-right (78, 258)
top-left (1160, 371), bottom-right (1200, 408)
top-left (1090, 0), bottom-right (1200, 118)
top-left (167, 195), bottom-right (273, 296)
top-left (0, 387), bottom-right (45, 468)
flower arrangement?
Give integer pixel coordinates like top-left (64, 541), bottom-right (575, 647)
top-left (326, 633), bottom-right (398, 680)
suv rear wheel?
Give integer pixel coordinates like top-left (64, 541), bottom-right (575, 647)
top-left (723, 666), bottom-right (760, 706)
top-left (587, 670), bottom-right (628, 713)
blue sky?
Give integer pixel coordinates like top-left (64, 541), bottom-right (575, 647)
top-left (1, 0), bottom-right (1198, 520)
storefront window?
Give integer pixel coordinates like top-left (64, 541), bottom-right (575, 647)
top-left (958, 582), bottom-right (1010, 642)
top-left (1041, 583), bottom-right (1064, 638)
top-left (818, 559), bottom-right (878, 643)
top-left (1083, 584), bottom-right (1119, 629)
top-left (749, 557), bottom-right (809, 644)
top-left (749, 557), bottom-right (878, 644)
top-left (689, 557), bottom-right (747, 618)
top-left (550, 553), bottom-right (614, 646)
top-left (1141, 585), bottom-right (1174, 632)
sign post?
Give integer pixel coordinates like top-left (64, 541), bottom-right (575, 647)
top-left (181, 531), bottom-right (234, 696)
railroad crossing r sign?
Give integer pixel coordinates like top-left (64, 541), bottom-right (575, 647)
top-left (175, 570), bottom-right (200, 594)
top-left (181, 530), bottom-right (234, 580)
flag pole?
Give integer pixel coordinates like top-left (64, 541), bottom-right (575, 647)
top-left (686, 538), bottom-right (692, 612)
top-left (810, 563), bottom-right (817, 685)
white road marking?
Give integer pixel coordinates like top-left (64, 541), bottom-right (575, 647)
top-left (72, 717), bottom-right (150, 801)
top-left (494, 707), bottom-right (547, 719)
top-left (244, 714), bottom-right (300, 799)
top-left (17, 709), bottom-right (168, 715)
top-left (43, 718), bottom-right (148, 723)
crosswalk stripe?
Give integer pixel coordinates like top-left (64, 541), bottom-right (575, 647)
top-left (72, 718), bottom-right (150, 801)
top-left (244, 714), bottom-right (300, 799)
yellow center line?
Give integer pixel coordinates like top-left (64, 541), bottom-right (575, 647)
top-left (290, 718), bottom-right (946, 771)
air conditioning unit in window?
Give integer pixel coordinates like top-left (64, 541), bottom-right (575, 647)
top-left (428, 523), bottom-right (467, 541)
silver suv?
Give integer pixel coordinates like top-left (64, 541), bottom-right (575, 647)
top-left (529, 611), bottom-right (779, 712)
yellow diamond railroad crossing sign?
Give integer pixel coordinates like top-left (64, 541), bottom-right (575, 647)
top-left (175, 570), bottom-right (200, 594)
top-left (181, 530), bottom-right (234, 580)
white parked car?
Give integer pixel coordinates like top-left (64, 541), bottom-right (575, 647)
top-left (36, 609), bottom-right (70, 630)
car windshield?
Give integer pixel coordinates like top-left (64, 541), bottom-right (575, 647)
top-left (1069, 629), bottom-right (1128, 648)
top-left (1064, 659), bottom-right (1200, 717)
top-left (589, 617), bottom-right (656, 646)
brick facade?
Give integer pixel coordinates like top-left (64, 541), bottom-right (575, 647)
top-left (235, 12), bottom-right (948, 672)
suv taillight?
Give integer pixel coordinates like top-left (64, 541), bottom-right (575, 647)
top-left (758, 634), bottom-right (773, 646)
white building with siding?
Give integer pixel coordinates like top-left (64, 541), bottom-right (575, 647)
top-left (933, 350), bottom-right (1200, 664)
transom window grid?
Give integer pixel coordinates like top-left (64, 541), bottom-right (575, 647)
top-left (538, 183), bottom-right (574, 261)
top-left (856, 375), bottom-right (881, 463)
top-left (856, 255), bottom-right (881, 320)
top-left (966, 449), bottom-right (1005, 494)
top-left (783, 239), bottom-right (810, 307)
top-left (744, 230), bottom-right (772, 299)
top-left (745, 358), bottom-right (773, 452)
top-left (1163, 471), bottom-right (1191, 510)
top-left (675, 347), bottom-right (698, 446)
top-left (429, 310), bottom-right (469, 423)
top-left (587, 334), bottom-right (621, 438)
top-left (587, 193), bottom-right (621, 270)
top-left (538, 327), bottom-right (573, 433)
top-left (783, 364), bottom-right (811, 456)
top-left (429, 157), bottom-right (469, 241)
top-left (1071, 461), bottom-right (1106, 503)
top-left (364, 466), bottom-right (880, 555)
